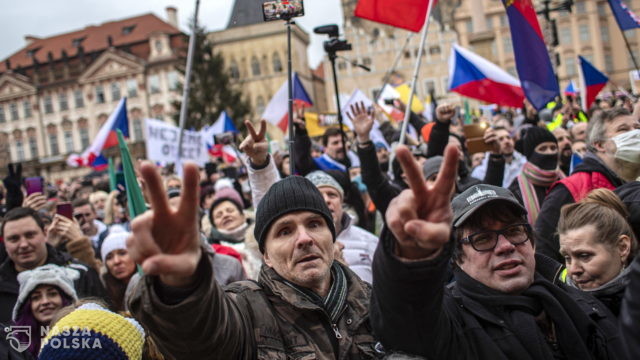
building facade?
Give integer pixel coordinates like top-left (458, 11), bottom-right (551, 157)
top-left (0, 8), bottom-right (184, 180)
top-left (208, 0), bottom-right (327, 141)
top-left (454, 0), bottom-right (640, 94)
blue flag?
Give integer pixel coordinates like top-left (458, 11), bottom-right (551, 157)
top-left (608, 0), bottom-right (640, 31)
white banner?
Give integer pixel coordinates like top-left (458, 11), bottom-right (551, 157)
top-left (144, 118), bottom-right (209, 166)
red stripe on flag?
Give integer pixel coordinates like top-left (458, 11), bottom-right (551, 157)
top-left (585, 83), bottom-right (607, 110)
top-left (103, 131), bottom-right (119, 149)
top-left (452, 79), bottom-right (525, 108)
top-left (277, 114), bottom-right (288, 132)
top-left (509, 0), bottom-right (544, 39)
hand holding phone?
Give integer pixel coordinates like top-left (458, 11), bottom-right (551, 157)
top-left (56, 202), bottom-right (73, 219)
top-left (24, 177), bottom-right (44, 196)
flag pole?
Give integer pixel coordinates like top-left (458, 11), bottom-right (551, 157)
top-left (176, 0), bottom-right (201, 167)
top-left (286, 19), bottom-right (296, 176)
top-left (621, 29), bottom-right (640, 74)
top-left (373, 33), bottom-right (414, 104)
top-left (397, 0), bottom-right (435, 146)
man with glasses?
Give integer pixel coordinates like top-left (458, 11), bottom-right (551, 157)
top-left (71, 198), bottom-right (108, 254)
top-left (370, 145), bottom-right (625, 359)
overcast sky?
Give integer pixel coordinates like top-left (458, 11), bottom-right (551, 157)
top-left (0, 0), bottom-right (344, 68)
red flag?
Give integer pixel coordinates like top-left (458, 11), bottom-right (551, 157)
top-left (354, 0), bottom-right (436, 33)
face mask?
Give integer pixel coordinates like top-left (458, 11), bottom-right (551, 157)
top-left (613, 129), bottom-right (640, 164)
top-left (529, 152), bottom-right (558, 171)
top-left (96, 209), bottom-right (105, 219)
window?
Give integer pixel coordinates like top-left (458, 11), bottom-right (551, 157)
top-left (127, 79), bottom-right (138, 97)
top-left (29, 136), bottom-right (38, 158)
top-left (465, 20), bottom-right (473, 34)
top-left (362, 57), bottom-right (372, 66)
top-left (575, 1), bottom-right (586, 14)
top-left (560, 27), bottom-right (572, 45)
top-left (486, 16), bottom-right (493, 29)
top-left (230, 61), bottom-right (240, 79)
top-left (500, 14), bottom-right (508, 27)
top-left (23, 101), bottom-right (32, 118)
top-left (64, 130), bottom-right (74, 153)
top-left (59, 92), bottom-right (68, 111)
top-left (251, 56), bottom-right (261, 76)
top-left (256, 96), bottom-right (266, 116)
top-left (15, 140), bottom-right (25, 162)
top-left (429, 46), bottom-right (441, 55)
top-left (272, 53), bottom-right (283, 73)
top-left (601, 25), bottom-right (610, 43)
top-left (404, 51), bottom-right (411, 59)
top-left (626, 29), bottom-right (637, 39)
top-left (579, 24), bottom-right (590, 43)
top-left (111, 82), bottom-right (121, 101)
top-left (503, 36), bottom-right (513, 53)
top-left (338, 61), bottom-right (348, 70)
top-left (96, 86), bottom-right (105, 104)
top-left (0, 106), bottom-right (5, 123)
top-left (148, 75), bottom-right (161, 94)
top-left (44, 95), bottom-right (54, 113)
top-left (424, 79), bottom-right (436, 94)
top-left (10, 103), bottom-right (19, 120)
top-left (122, 25), bottom-right (135, 35)
top-left (155, 40), bottom-right (163, 52)
top-left (441, 77), bottom-right (449, 95)
top-left (604, 53), bottom-right (614, 73)
top-left (167, 71), bottom-right (179, 91)
top-left (74, 90), bottom-right (84, 108)
top-left (566, 56), bottom-right (576, 76)
top-left (77, 126), bottom-right (88, 149)
top-left (583, 54), bottom-right (594, 64)
top-left (133, 118), bottom-right (144, 141)
top-left (598, 2), bottom-right (607, 16)
top-left (49, 133), bottom-right (59, 156)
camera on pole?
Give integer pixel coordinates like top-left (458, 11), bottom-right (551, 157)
top-left (314, 24), bottom-right (353, 171)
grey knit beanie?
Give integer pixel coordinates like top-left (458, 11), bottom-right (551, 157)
top-left (254, 176), bottom-right (335, 253)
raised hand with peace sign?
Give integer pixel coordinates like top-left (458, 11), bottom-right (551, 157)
top-left (126, 161), bottom-right (202, 287)
top-left (386, 144), bottom-right (459, 260)
top-left (239, 120), bottom-right (269, 167)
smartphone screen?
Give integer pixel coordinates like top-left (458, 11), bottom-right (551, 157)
top-left (56, 203), bottom-right (73, 219)
top-left (24, 177), bottom-right (44, 196)
top-left (263, 0), bottom-right (305, 22)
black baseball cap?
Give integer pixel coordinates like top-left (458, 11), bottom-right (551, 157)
top-left (451, 184), bottom-right (526, 227)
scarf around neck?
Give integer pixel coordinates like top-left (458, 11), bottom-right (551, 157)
top-left (454, 267), bottom-right (605, 360)
top-left (283, 262), bottom-right (348, 323)
top-left (216, 221), bottom-right (249, 243)
top-left (517, 162), bottom-right (565, 225)
top-left (566, 265), bottom-right (631, 316)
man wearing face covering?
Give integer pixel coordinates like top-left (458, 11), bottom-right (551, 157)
top-left (509, 127), bottom-right (565, 226)
top-left (536, 108), bottom-right (640, 262)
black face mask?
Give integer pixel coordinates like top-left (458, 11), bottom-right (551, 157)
top-left (529, 152), bottom-right (558, 170)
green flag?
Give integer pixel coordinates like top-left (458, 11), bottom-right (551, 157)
top-left (464, 100), bottom-right (472, 125)
top-left (108, 157), bottom-right (117, 192)
top-left (116, 130), bottom-right (146, 218)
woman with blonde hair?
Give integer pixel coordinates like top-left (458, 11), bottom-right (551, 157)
top-left (558, 188), bottom-right (638, 316)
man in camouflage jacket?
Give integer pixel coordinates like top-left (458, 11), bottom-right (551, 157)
top-left (127, 158), bottom-right (378, 360)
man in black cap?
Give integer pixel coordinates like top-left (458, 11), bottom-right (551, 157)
top-left (370, 144), bottom-right (625, 360)
top-left (127, 161), bottom-right (377, 359)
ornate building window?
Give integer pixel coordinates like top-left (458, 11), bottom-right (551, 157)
top-left (111, 82), bottom-right (121, 101)
top-left (251, 56), bottom-right (261, 76)
top-left (272, 53), bottom-right (283, 73)
top-left (230, 60), bottom-right (240, 79)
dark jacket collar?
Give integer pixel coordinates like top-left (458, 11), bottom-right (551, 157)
top-left (575, 152), bottom-right (625, 187)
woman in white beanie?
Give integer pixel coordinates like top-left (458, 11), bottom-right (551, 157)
top-left (100, 226), bottom-right (137, 311)
top-left (12, 264), bottom-right (79, 358)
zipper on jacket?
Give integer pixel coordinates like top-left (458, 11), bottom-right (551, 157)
top-left (331, 323), bottom-right (342, 339)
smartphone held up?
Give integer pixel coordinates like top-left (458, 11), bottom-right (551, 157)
top-left (262, 0), bottom-right (304, 22)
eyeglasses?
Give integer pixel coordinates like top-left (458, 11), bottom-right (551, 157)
top-left (460, 223), bottom-right (532, 252)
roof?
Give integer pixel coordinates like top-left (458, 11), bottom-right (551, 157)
top-left (0, 13), bottom-right (181, 73)
top-left (227, 0), bottom-right (266, 29)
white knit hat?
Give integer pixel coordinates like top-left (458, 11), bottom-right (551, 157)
top-left (100, 225), bottom-right (130, 263)
top-left (13, 264), bottom-right (79, 320)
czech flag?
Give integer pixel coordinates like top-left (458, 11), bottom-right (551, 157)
top-left (201, 112), bottom-right (238, 163)
top-left (209, 111), bottom-right (238, 135)
top-left (262, 73), bottom-right (312, 132)
top-left (354, 0), bottom-right (437, 33)
top-left (448, 44), bottom-right (525, 108)
top-left (579, 55), bottom-right (609, 110)
top-left (564, 80), bottom-right (578, 97)
top-left (67, 97), bottom-right (129, 170)
top-left (502, 0), bottom-right (559, 110)
top-left (608, 0), bottom-right (640, 31)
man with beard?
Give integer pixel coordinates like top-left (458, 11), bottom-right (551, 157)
top-left (293, 112), bottom-right (351, 175)
top-left (536, 108), bottom-right (640, 262)
top-left (471, 127), bottom-right (527, 187)
top-left (508, 127), bottom-right (564, 225)
top-left (127, 162), bottom-right (378, 359)
top-left (552, 127), bottom-right (573, 175)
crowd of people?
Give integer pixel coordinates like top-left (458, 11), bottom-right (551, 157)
top-left (1, 93), bottom-right (640, 359)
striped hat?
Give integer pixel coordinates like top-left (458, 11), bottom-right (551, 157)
top-left (38, 303), bottom-right (145, 359)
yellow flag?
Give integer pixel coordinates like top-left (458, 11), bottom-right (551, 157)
top-left (395, 84), bottom-right (425, 113)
